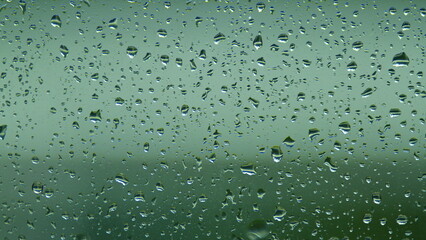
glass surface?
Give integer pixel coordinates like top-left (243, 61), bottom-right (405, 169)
top-left (0, 0), bottom-right (425, 239)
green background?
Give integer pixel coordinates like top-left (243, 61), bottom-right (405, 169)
top-left (0, 0), bottom-right (424, 239)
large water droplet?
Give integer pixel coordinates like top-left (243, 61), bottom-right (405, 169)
top-left (392, 52), bottom-right (409, 67)
top-left (32, 181), bottom-right (44, 194)
top-left (247, 219), bottom-right (269, 240)
top-left (214, 32), bottom-right (226, 44)
top-left (0, 125), bottom-right (7, 140)
top-left (271, 146), bottom-right (283, 162)
top-left (240, 164), bottom-right (256, 175)
top-left (59, 45), bottom-right (69, 57)
top-left (126, 46), bottom-right (138, 58)
top-left (282, 136), bottom-right (295, 147)
top-left (89, 110), bottom-right (102, 123)
top-left (51, 15), bottom-right (62, 27)
top-left (115, 173), bottom-right (129, 186)
top-left (273, 207), bottom-right (286, 221)
top-left (253, 35), bottom-right (263, 49)
top-left (338, 121), bottom-right (351, 134)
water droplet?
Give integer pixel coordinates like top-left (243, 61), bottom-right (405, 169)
top-left (257, 189), bottom-right (266, 199)
top-left (32, 181), bottom-right (44, 194)
top-left (213, 32), bottom-right (226, 44)
top-left (134, 191), bottom-right (145, 202)
top-left (142, 52), bottom-right (151, 61)
top-left (308, 128), bottom-right (320, 140)
top-left (361, 87), bottom-right (375, 98)
top-left (19, 0), bottom-right (27, 14)
top-left (256, 2), bottom-right (266, 12)
top-left (352, 41), bottom-right (363, 51)
top-left (189, 59), bottom-right (197, 70)
top-left (247, 219), bottom-right (269, 240)
top-left (175, 58), bottom-right (183, 67)
top-left (115, 97), bottom-right (125, 105)
top-left (277, 34), bottom-right (288, 43)
top-left (51, 15), bottom-right (62, 27)
top-left (389, 108), bottom-right (401, 117)
top-left (396, 215), bottom-right (408, 225)
top-left (338, 121), bottom-right (351, 134)
top-left (115, 173), bottom-right (129, 186)
top-left (372, 192), bottom-right (381, 204)
top-left (198, 195), bottom-right (208, 203)
top-left (271, 146), bottom-right (283, 162)
top-left (420, 8), bottom-right (426, 17)
top-left (126, 46), bottom-right (138, 58)
top-left (253, 35), bottom-right (263, 49)
top-left (44, 188), bottom-right (54, 198)
top-left (392, 52), bottom-right (409, 67)
top-left (198, 49), bottom-right (206, 60)
top-left (0, 124), bottom-right (7, 140)
top-left (256, 57), bottom-right (266, 66)
top-left (59, 45), bottom-right (69, 57)
top-left (157, 28), bottom-right (168, 38)
top-left (72, 121), bottom-right (80, 129)
top-left (282, 136), bottom-right (295, 147)
top-left (193, 16), bottom-right (203, 27)
top-left (363, 213), bottom-right (372, 224)
top-left (157, 56), bottom-right (169, 66)
top-left (240, 164), bottom-right (256, 175)
top-left (164, 1), bottom-right (171, 8)
top-left (89, 110), bottom-right (102, 123)
top-left (108, 18), bottom-right (118, 29)
top-left (143, 142), bottom-right (150, 152)
top-left (108, 203), bottom-right (118, 212)
top-left (347, 61), bottom-right (357, 71)
top-left (408, 137), bottom-right (417, 146)
top-left (324, 157), bottom-right (338, 172)
top-left (181, 104), bottom-right (189, 116)
top-left (401, 21), bottom-right (410, 30)
top-left (389, 7), bottom-right (397, 15)
top-left (248, 97), bottom-right (260, 108)
top-left (156, 182), bottom-right (165, 191)
top-left (273, 207), bottom-right (286, 221)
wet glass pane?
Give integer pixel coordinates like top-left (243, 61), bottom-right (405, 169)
top-left (0, 0), bottom-right (425, 239)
